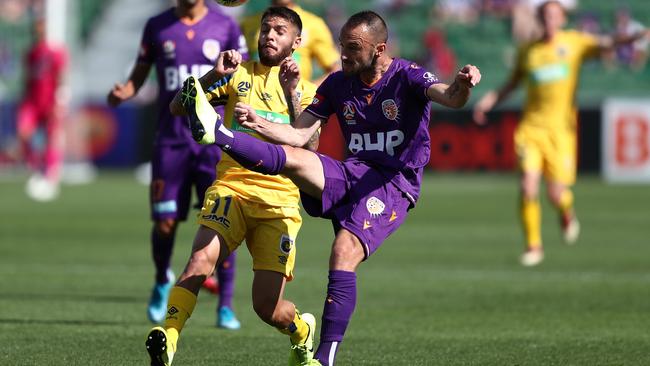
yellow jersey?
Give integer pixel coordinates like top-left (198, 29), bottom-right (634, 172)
top-left (516, 30), bottom-right (599, 132)
top-left (206, 60), bottom-right (316, 207)
top-left (240, 5), bottom-right (340, 81)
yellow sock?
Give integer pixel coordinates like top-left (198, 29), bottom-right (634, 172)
top-left (557, 189), bottom-right (574, 217)
top-left (164, 286), bottom-right (198, 347)
top-left (278, 311), bottom-right (309, 345)
top-left (521, 197), bottom-right (542, 249)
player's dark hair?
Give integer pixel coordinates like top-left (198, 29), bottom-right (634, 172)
top-left (344, 10), bottom-right (388, 43)
top-left (536, 0), bottom-right (566, 21)
top-left (261, 6), bottom-right (302, 36)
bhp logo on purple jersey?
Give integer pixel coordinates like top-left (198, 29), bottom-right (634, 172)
top-left (349, 130), bottom-right (404, 156)
top-left (164, 64), bottom-right (213, 91)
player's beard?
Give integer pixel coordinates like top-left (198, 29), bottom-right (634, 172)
top-left (343, 52), bottom-right (377, 76)
top-left (259, 45), bottom-right (292, 67)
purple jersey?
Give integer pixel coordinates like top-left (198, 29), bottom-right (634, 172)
top-left (306, 58), bottom-right (438, 203)
top-left (137, 7), bottom-right (248, 145)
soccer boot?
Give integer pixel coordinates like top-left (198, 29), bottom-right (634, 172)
top-left (147, 270), bottom-right (174, 324)
top-left (288, 313), bottom-right (316, 366)
top-left (217, 306), bottom-right (241, 330)
top-left (520, 247), bottom-right (544, 267)
top-left (181, 76), bottom-right (220, 144)
top-left (561, 214), bottom-right (580, 245)
top-left (146, 327), bottom-right (175, 366)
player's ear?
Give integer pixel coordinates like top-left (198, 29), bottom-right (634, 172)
top-left (375, 42), bottom-right (386, 57)
top-left (293, 35), bottom-right (302, 51)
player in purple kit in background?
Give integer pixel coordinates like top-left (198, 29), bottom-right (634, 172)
top-left (183, 10), bottom-right (481, 365)
top-left (107, 0), bottom-right (247, 329)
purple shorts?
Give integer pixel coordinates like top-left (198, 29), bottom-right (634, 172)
top-left (300, 154), bottom-right (411, 259)
top-left (150, 143), bottom-right (220, 221)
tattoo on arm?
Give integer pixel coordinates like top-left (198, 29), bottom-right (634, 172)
top-left (447, 82), bottom-right (461, 99)
top-left (304, 129), bottom-right (320, 151)
top-left (286, 91), bottom-right (303, 123)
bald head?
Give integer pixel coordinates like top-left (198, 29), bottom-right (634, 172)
top-left (342, 10), bottom-right (388, 44)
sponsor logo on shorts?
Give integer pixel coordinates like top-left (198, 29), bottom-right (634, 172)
top-left (201, 213), bottom-right (231, 228)
top-left (366, 196), bottom-right (386, 216)
top-left (389, 210), bottom-right (398, 222)
top-left (278, 255), bottom-right (288, 265)
top-left (279, 235), bottom-right (294, 254)
top-left (382, 99), bottom-right (399, 121)
top-left (153, 200), bottom-right (177, 214)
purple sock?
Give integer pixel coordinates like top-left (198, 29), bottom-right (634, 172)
top-left (217, 251), bottom-right (237, 309)
top-left (151, 227), bottom-right (175, 284)
top-left (315, 270), bottom-right (357, 366)
top-left (216, 129), bottom-right (286, 175)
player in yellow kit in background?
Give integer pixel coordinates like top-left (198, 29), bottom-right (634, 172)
top-left (240, 0), bottom-right (340, 84)
top-left (474, 0), bottom-right (650, 266)
top-left (145, 7), bottom-right (319, 366)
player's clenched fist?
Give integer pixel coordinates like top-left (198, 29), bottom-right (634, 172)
top-left (233, 102), bottom-right (257, 126)
top-left (455, 64), bottom-right (481, 88)
top-left (215, 50), bottom-right (243, 75)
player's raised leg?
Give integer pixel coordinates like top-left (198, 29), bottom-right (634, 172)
top-left (146, 225), bottom-right (229, 365)
top-left (181, 75), bottom-right (326, 198)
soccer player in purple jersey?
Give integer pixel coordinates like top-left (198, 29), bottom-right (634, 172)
top-left (182, 10), bottom-right (481, 366)
top-left (107, 0), bottom-right (247, 328)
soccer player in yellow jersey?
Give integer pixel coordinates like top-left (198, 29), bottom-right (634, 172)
top-left (241, 0), bottom-right (340, 84)
top-left (474, 0), bottom-right (650, 266)
top-left (145, 7), bottom-right (318, 366)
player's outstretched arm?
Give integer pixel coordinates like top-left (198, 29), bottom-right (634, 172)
top-left (473, 69), bottom-right (522, 125)
top-left (234, 102), bottom-right (322, 148)
top-left (426, 64), bottom-right (481, 109)
top-left (170, 50), bottom-right (243, 115)
top-left (597, 29), bottom-right (650, 50)
top-left (107, 63), bottom-right (151, 107)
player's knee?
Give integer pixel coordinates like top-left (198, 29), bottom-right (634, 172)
top-left (154, 219), bottom-right (177, 238)
top-left (186, 250), bottom-right (214, 278)
top-left (330, 239), bottom-right (364, 271)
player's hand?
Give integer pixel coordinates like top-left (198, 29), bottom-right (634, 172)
top-left (107, 82), bottom-right (134, 107)
top-left (234, 102), bottom-right (258, 127)
top-left (472, 91), bottom-right (496, 125)
top-left (473, 104), bottom-right (488, 125)
top-left (455, 64), bottom-right (481, 89)
top-left (279, 57), bottom-right (300, 94)
top-left (215, 50), bottom-right (242, 76)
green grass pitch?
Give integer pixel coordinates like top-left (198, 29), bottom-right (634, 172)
top-left (1, 172), bottom-right (648, 365)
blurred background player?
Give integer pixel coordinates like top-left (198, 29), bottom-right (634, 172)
top-left (146, 7), bottom-right (319, 366)
top-left (240, 0), bottom-right (340, 84)
top-left (107, 0), bottom-right (247, 328)
top-left (17, 17), bottom-right (67, 202)
top-left (473, 0), bottom-right (650, 267)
